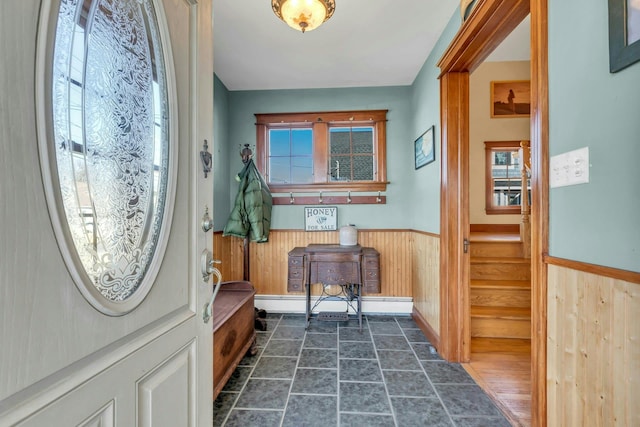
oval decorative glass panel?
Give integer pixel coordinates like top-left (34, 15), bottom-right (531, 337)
top-left (47, 0), bottom-right (174, 314)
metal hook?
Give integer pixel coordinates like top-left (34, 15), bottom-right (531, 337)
top-left (347, 191), bottom-right (352, 204)
top-left (376, 191), bottom-right (382, 203)
top-left (290, 192), bottom-right (295, 204)
top-left (319, 191), bottom-right (323, 204)
top-left (240, 143), bottom-right (253, 164)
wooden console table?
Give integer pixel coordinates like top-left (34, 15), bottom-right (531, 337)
top-left (287, 244), bottom-right (380, 330)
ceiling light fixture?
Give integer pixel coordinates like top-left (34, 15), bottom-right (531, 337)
top-left (271, 0), bottom-right (335, 33)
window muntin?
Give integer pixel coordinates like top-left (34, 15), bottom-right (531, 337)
top-left (329, 126), bottom-right (374, 182)
top-left (255, 110), bottom-right (387, 194)
top-left (485, 141), bottom-right (530, 214)
top-left (268, 127), bottom-right (313, 184)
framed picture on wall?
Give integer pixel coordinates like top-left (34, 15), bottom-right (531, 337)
top-left (490, 80), bottom-right (531, 118)
top-left (414, 126), bottom-right (435, 169)
top-left (608, 0), bottom-right (640, 72)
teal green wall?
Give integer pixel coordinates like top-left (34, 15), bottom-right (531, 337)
top-left (409, 11), bottom-right (461, 233)
top-left (220, 10), bottom-right (462, 233)
top-left (213, 75), bottom-right (231, 231)
top-left (549, 1), bottom-right (640, 272)
top-left (226, 86), bottom-right (412, 230)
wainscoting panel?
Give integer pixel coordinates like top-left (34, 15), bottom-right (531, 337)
top-left (547, 264), bottom-right (639, 426)
top-left (213, 230), bottom-right (414, 298)
top-left (411, 232), bottom-right (440, 336)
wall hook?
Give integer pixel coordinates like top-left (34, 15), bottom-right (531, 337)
top-left (319, 191), bottom-right (323, 204)
top-left (376, 191), bottom-right (382, 203)
top-left (290, 192), bottom-right (295, 204)
top-left (200, 140), bottom-right (212, 178)
top-left (347, 191), bottom-right (352, 204)
top-left (240, 143), bottom-right (253, 164)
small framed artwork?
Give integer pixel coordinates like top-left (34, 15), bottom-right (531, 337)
top-left (490, 80), bottom-right (531, 118)
top-left (608, 0), bottom-right (640, 72)
top-left (414, 126), bottom-right (435, 169)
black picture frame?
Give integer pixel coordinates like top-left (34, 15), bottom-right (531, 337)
top-left (608, 0), bottom-right (640, 72)
top-left (414, 126), bottom-right (435, 170)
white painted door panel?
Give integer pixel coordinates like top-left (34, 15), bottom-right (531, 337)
top-left (0, 0), bottom-right (213, 425)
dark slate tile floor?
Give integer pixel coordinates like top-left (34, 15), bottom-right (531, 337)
top-left (213, 313), bottom-right (510, 427)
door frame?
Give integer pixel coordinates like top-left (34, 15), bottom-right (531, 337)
top-left (436, 0), bottom-right (549, 426)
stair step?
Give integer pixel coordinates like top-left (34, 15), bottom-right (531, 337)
top-left (471, 306), bottom-right (531, 339)
top-left (471, 306), bottom-right (531, 319)
top-left (471, 257), bottom-right (530, 265)
top-left (470, 285), bottom-right (531, 308)
top-left (471, 337), bottom-right (531, 354)
top-left (470, 279), bottom-right (530, 290)
top-left (470, 258), bottom-right (531, 281)
top-left (469, 231), bottom-right (520, 242)
top-left (470, 241), bottom-right (523, 258)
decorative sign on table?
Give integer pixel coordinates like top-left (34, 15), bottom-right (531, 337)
top-left (304, 206), bottom-right (338, 231)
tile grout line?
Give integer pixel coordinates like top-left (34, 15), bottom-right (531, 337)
top-left (402, 321), bottom-right (458, 426)
top-left (219, 314), bottom-right (282, 426)
top-left (278, 317), bottom-right (309, 427)
top-left (336, 321), bottom-right (341, 427)
top-left (368, 317), bottom-right (399, 427)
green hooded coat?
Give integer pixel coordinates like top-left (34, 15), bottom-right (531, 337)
top-left (223, 159), bottom-right (272, 242)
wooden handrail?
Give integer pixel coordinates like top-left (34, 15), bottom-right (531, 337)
top-left (520, 140), bottom-right (531, 258)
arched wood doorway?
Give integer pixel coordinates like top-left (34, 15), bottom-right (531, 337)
top-left (436, 0), bottom-right (549, 425)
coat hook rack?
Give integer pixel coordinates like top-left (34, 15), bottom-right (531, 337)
top-left (271, 191), bottom-right (387, 205)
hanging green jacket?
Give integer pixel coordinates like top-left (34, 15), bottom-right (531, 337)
top-left (223, 159), bottom-right (272, 242)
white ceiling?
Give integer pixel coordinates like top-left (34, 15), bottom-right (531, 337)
top-left (213, 1), bottom-right (530, 91)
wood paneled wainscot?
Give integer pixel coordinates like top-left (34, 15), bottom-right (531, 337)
top-left (213, 229), bottom-right (414, 298)
top-left (547, 261), bottom-right (640, 426)
top-left (411, 231), bottom-right (441, 347)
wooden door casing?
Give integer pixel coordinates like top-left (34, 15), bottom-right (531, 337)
top-left (436, 0), bottom-right (549, 425)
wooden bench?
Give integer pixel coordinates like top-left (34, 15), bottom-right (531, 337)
top-left (212, 281), bottom-right (256, 399)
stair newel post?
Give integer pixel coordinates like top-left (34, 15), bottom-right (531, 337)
top-left (520, 140), bottom-right (531, 258)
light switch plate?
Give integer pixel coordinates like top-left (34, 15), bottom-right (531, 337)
top-left (550, 147), bottom-right (590, 188)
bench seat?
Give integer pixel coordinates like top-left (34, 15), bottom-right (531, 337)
top-left (212, 281), bottom-right (256, 399)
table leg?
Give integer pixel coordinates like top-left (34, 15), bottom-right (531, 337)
top-left (357, 283), bottom-right (362, 331)
top-left (305, 281), bottom-right (311, 330)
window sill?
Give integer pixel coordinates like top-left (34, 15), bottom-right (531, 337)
top-left (268, 182), bottom-right (388, 193)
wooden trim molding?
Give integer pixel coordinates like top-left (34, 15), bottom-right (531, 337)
top-left (544, 255), bottom-right (640, 285)
top-left (439, 71), bottom-right (470, 363)
top-left (412, 229), bottom-right (440, 239)
top-left (530, 1), bottom-right (549, 426)
top-left (438, 0), bottom-right (530, 75)
top-left (438, 0), bottom-right (547, 424)
top-left (412, 307), bottom-right (440, 351)
top-left (272, 195), bottom-right (386, 205)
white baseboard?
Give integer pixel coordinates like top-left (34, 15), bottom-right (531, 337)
top-left (254, 294), bottom-right (413, 315)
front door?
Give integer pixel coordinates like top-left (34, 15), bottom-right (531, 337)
top-left (0, 0), bottom-right (214, 425)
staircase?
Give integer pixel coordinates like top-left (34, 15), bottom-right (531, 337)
top-left (470, 231), bottom-right (531, 348)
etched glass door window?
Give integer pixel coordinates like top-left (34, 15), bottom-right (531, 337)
top-left (48, 0), bottom-right (173, 313)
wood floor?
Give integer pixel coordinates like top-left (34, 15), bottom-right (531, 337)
top-left (463, 337), bottom-right (532, 427)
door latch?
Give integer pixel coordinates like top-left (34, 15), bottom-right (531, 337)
top-left (201, 249), bottom-right (221, 282)
top-left (463, 238), bottom-right (470, 254)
